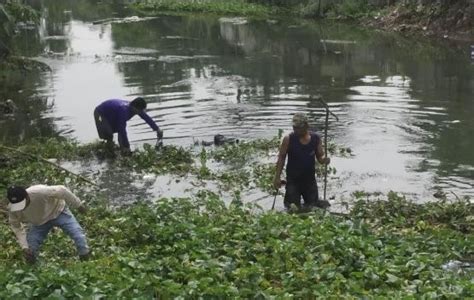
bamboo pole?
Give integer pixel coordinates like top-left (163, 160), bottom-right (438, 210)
top-left (323, 109), bottom-right (329, 202)
top-left (313, 96), bottom-right (339, 202)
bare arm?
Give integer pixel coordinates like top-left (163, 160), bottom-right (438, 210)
top-left (316, 138), bottom-right (330, 165)
top-left (273, 135), bottom-right (290, 189)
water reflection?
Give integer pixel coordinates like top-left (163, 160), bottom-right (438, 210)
top-left (1, 0), bottom-right (473, 201)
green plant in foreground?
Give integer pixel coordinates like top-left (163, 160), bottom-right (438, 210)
top-left (0, 194), bottom-right (472, 298)
top-left (351, 191), bottom-right (473, 233)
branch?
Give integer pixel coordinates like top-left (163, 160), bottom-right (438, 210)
top-left (0, 144), bottom-right (99, 188)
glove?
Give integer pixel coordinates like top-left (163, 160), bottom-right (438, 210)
top-left (157, 129), bottom-right (163, 140)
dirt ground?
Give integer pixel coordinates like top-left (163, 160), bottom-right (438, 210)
top-left (365, 2), bottom-right (473, 42)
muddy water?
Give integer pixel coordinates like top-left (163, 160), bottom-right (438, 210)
top-left (1, 0), bottom-right (473, 204)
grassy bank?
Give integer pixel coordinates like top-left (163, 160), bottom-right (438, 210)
top-left (133, 0), bottom-right (281, 18)
top-left (131, 0), bottom-right (473, 40)
top-left (131, 0), bottom-right (382, 19)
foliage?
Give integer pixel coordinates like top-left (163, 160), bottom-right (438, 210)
top-left (133, 0), bottom-right (383, 20)
top-left (2, 1), bottom-right (39, 23)
top-left (327, 0), bottom-right (374, 19)
top-left (0, 4), bottom-right (14, 50)
top-left (0, 138), bottom-right (195, 195)
top-left (134, 0), bottom-right (277, 17)
top-left (0, 135), bottom-right (471, 298)
top-left (0, 2), bottom-right (39, 61)
top-left (1, 194), bottom-right (473, 298)
top-left (351, 191), bottom-right (474, 233)
top-left (210, 136), bottom-right (280, 166)
top-left (121, 143), bottom-right (194, 175)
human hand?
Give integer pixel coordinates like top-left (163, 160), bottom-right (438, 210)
top-left (23, 248), bottom-right (35, 264)
top-left (157, 129), bottom-right (164, 140)
top-left (273, 177), bottom-right (282, 190)
top-left (121, 147), bottom-right (132, 156)
top-left (78, 205), bottom-right (87, 214)
top-left (323, 157), bottom-right (331, 165)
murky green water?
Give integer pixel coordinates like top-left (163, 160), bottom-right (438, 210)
top-left (1, 0), bottom-right (473, 202)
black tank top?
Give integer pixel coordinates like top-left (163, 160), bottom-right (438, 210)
top-left (286, 132), bottom-right (320, 181)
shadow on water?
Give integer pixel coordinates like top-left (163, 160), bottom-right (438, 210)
top-left (1, 0), bottom-right (473, 204)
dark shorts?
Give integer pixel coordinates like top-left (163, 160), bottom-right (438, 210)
top-left (94, 108), bottom-right (113, 141)
top-left (284, 179), bottom-right (329, 209)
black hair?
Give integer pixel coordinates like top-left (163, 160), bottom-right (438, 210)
top-left (130, 97), bottom-right (147, 110)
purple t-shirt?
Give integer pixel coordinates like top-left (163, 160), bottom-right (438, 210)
top-left (95, 99), bottom-right (158, 148)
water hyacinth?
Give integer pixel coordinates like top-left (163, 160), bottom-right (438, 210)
top-left (0, 137), bottom-right (472, 298)
top-left (1, 194), bottom-right (473, 298)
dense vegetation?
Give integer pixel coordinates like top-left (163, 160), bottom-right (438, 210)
top-left (1, 190), bottom-right (472, 298)
top-left (0, 1), bottom-right (38, 59)
top-left (1, 137), bottom-right (472, 298)
top-left (134, 0), bottom-right (473, 39)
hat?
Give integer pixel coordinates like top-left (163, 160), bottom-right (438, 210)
top-left (292, 113), bottom-right (308, 128)
top-left (6, 186), bottom-right (28, 212)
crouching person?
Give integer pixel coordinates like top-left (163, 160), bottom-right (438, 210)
top-left (5, 185), bottom-right (90, 263)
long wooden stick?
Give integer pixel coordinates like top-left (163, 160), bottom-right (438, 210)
top-left (313, 96), bottom-right (339, 202)
top-left (324, 109), bottom-right (329, 202)
top-left (0, 144), bottom-right (99, 187)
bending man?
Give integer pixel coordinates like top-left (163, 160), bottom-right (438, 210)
top-left (94, 97), bottom-right (163, 153)
top-left (5, 185), bottom-right (90, 263)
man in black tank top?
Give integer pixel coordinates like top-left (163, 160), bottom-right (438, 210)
top-left (273, 113), bottom-right (331, 210)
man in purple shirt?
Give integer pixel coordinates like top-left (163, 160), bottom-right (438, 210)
top-left (94, 97), bottom-right (163, 152)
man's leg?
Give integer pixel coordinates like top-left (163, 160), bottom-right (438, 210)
top-left (27, 221), bottom-right (54, 257)
top-left (53, 209), bottom-right (90, 257)
top-left (302, 179), bottom-right (330, 209)
top-left (284, 181), bottom-right (302, 209)
top-left (94, 108), bottom-right (113, 144)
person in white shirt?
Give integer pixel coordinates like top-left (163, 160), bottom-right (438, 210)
top-left (5, 185), bottom-right (90, 263)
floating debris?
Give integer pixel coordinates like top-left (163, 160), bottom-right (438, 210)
top-left (92, 16), bottom-right (157, 25)
top-left (0, 99), bottom-right (17, 114)
top-left (113, 47), bottom-right (159, 56)
top-left (157, 55), bottom-right (193, 63)
top-left (441, 260), bottom-right (474, 273)
top-left (143, 174), bottom-right (156, 183)
top-left (94, 54), bottom-right (156, 64)
top-left (162, 36), bottom-right (198, 40)
top-left (218, 17), bottom-right (248, 25)
top-left (43, 35), bottom-right (69, 40)
top-left (321, 39), bottom-right (357, 45)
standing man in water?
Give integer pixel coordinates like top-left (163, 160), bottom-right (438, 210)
top-left (94, 97), bottom-right (163, 153)
top-left (4, 185), bottom-right (90, 264)
top-left (273, 113), bottom-right (331, 210)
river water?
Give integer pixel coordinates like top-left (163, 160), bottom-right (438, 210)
top-left (1, 0), bottom-right (473, 203)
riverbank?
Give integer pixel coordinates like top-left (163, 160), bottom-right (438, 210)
top-left (365, 1), bottom-right (473, 41)
top-left (132, 0), bottom-right (473, 41)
